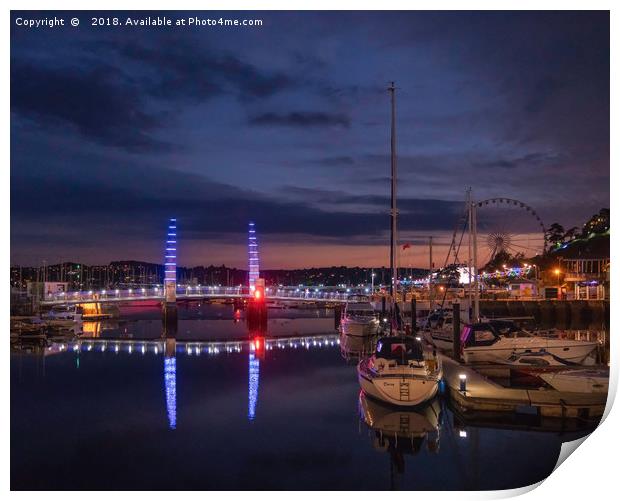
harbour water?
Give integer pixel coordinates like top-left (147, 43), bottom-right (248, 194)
top-left (11, 304), bottom-right (604, 490)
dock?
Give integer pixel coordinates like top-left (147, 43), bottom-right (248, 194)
top-left (441, 355), bottom-right (608, 419)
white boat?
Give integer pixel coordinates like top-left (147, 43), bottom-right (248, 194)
top-left (41, 305), bottom-right (83, 327)
top-left (357, 336), bottom-right (442, 406)
top-left (339, 295), bottom-right (380, 341)
top-left (461, 323), bottom-right (597, 364)
top-left (540, 369), bottom-right (609, 393)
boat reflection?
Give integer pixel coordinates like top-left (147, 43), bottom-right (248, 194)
top-left (358, 392), bottom-right (442, 488)
top-left (339, 329), bottom-right (377, 361)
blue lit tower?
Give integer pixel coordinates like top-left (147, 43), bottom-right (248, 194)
top-left (164, 218), bottom-right (177, 304)
top-left (248, 221), bottom-right (260, 290)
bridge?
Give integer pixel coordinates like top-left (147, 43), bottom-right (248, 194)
top-left (40, 285), bottom-right (355, 306)
top-left (40, 219), bottom-right (361, 307)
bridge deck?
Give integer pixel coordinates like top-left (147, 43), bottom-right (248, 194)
top-left (40, 287), bottom-right (352, 306)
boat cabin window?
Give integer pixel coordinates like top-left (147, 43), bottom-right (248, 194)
top-left (376, 338), bottom-right (423, 361)
top-left (489, 321), bottom-right (520, 336)
top-left (462, 325), bottom-right (498, 347)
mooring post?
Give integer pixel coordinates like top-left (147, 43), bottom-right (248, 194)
top-left (334, 305), bottom-right (342, 330)
top-left (452, 300), bottom-right (461, 361)
top-left (411, 297), bottom-right (417, 331)
top-left (163, 301), bottom-right (178, 329)
top-left (247, 278), bottom-right (267, 331)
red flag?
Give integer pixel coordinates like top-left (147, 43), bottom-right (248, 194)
top-left (402, 243), bottom-right (411, 250)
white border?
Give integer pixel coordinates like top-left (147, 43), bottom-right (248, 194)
top-left (4, 1), bottom-right (616, 498)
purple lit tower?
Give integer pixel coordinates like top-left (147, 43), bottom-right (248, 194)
top-left (164, 218), bottom-right (177, 304)
top-left (248, 221), bottom-right (259, 290)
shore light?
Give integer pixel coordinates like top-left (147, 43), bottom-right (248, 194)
top-left (459, 374), bottom-right (467, 392)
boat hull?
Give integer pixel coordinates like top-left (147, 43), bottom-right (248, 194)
top-left (540, 370), bottom-right (609, 393)
top-left (425, 330), bottom-right (598, 364)
top-left (463, 341), bottom-right (597, 364)
top-left (358, 371), bottom-right (439, 407)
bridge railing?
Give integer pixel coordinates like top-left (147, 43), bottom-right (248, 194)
top-left (42, 285), bottom-right (357, 304)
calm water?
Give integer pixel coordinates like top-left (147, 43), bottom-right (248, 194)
top-left (11, 304), bottom-right (603, 490)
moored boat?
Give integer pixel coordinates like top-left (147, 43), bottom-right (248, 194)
top-left (41, 305), bottom-right (83, 327)
top-left (540, 368), bottom-right (609, 393)
top-left (357, 336), bottom-right (442, 407)
top-left (339, 294), bottom-right (380, 339)
top-left (425, 319), bottom-right (598, 365)
top-left (458, 322), bottom-right (598, 364)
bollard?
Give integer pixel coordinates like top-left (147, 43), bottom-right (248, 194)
top-left (452, 301), bottom-right (461, 361)
top-left (411, 297), bottom-right (417, 331)
top-left (459, 373), bottom-right (467, 392)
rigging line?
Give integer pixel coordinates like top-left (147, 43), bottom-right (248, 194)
top-left (438, 219), bottom-right (468, 310)
top-left (480, 248), bottom-right (493, 271)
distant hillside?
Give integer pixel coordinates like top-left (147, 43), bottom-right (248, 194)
top-left (549, 232), bottom-right (609, 260)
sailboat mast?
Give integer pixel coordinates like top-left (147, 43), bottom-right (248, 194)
top-left (388, 82), bottom-right (398, 301)
top-left (472, 196), bottom-right (480, 321)
top-left (429, 236), bottom-right (433, 304)
top-left (467, 188), bottom-right (473, 319)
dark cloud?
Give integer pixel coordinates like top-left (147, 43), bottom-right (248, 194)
top-left (472, 152), bottom-right (561, 170)
top-left (11, 157), bottom-right (463, 252)
top-left (110, 40), bottom-right (293, 101)
top-left (249, 112), bottom-right (350, 128)
top-left (10, 62), bottom-right (169, 152)
top-left (308, 156), bottom-right (356, 167)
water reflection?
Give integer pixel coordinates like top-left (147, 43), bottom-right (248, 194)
top-left (359, 393), bottom-right (442, 489)
top-left (32, 331), bottom-right (340, 430)
top-left (164, 356), bottom-right (177, 430)
top-left (10, 311), bottom-right (606, 490)
top-left (339, 329), bottom-right (377, 361)
top-left (248, 353), bottom-right (260, 421)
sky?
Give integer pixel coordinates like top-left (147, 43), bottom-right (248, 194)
top-left (10, 11), bottom-right (609, 269)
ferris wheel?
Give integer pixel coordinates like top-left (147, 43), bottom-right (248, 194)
top-left (449, 198), bottom-right (547, 269)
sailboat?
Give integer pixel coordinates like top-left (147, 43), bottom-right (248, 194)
top-left (357, 82), bottom-right (442, 406)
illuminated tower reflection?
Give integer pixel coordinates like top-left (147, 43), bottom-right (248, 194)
top-left (164, 357), bottom-right (177, 430)
top-left (248, 352), bottom-right (260, 421)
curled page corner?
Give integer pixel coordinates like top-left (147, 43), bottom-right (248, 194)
top-left (492, 480), bottom-right (544, 499)
top-left (553, 436), bottom-right (589, 472)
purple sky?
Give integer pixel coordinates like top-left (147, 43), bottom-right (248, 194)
top-left (10, 11), bottom-right (609, 268)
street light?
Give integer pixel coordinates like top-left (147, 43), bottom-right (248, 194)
top-left (554, 268), bottom-right (561, 288)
